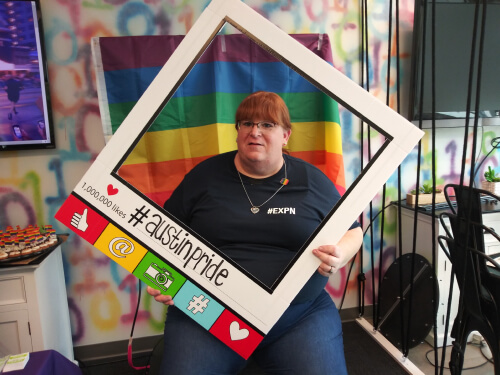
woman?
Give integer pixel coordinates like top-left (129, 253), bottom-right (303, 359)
top-left (4, 73), bottom-right (23, 119)
top-left (148, 91), bottom-right (363, 374)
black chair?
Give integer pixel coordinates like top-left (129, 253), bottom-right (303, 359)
top-left (442, 184), bottom-right (500, 319)
top-left (437, 183), bottom-right (500, 374)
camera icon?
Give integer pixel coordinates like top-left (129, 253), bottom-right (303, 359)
top-left (144, 263), bottom-right (174, 292)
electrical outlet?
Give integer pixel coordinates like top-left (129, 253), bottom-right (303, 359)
top-left (472, 333), bottom-right (483, 345)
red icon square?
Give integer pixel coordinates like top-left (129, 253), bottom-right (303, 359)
top-left (55, 194), bottom-right (109, 244)
top-left (209, 309), bottom-right (264, 359)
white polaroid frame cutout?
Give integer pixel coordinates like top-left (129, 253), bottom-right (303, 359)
top-left (58, 0), bottom-right (423, 354)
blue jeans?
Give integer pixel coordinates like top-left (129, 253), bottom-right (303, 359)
top-left (159, 290), bottom-right (348, 375)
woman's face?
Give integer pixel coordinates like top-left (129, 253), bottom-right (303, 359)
top-left (236, 119), bottom-right (291, 167)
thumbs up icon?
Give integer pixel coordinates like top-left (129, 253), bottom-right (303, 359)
top-left (71, 208), bottom-right (89, 232)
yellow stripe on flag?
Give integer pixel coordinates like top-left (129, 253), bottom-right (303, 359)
top-left (122, 121), bottom-right (342, 166)
top-left (123, 124), bottom-right (238, 165)
top-left (324, 122), bottom-right (343, 154)
top-left (288, 122), bottom-right (342, 154)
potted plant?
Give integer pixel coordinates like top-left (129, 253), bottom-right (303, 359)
top-left (406, 182), bottom-right (446, 205)
top-left (482, 166), bottom-right (500, 195)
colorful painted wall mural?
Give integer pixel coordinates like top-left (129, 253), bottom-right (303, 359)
top-left (0, 0), bottom-right (498, 348)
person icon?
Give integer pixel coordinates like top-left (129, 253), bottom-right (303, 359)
top-left (4, 72), bottom-right (23, 120)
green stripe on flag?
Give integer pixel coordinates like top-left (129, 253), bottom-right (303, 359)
top-left (108, 92), bottom-right (340, 134)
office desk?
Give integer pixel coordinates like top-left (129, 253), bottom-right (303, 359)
top-left (398, 199), bottom-right (500, 256)
top-left (0, 243), bottom-right (74, 362)
top-left (5, 350), bottom-right (81, 375)
top-left (397, 199), bottom-right (500, 347)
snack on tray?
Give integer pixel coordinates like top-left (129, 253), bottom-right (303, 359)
top-left (8, 250), bottom-right (20, 258)
top-left (21, 247), bottom-right (33, 256)
top-left (0, 224), bottom-right (58, 260)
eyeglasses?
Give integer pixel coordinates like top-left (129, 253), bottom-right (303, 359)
top-left (237, 121), bottom-right (278, 132)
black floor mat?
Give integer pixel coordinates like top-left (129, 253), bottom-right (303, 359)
top-left (343, 320), bottom-right (410, 375)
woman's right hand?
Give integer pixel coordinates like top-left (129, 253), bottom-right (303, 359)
top-left (146, 285), bottom-right (175, 306)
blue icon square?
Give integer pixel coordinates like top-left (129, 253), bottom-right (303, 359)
top-left (173, 281), bottom-right (224, 330)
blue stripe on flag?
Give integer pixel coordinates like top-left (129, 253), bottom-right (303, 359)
top-left (104, 61), bottom-right (322, 104)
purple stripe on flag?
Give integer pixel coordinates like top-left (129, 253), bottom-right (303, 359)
top-left (99, 34), bottom-right (333, 72)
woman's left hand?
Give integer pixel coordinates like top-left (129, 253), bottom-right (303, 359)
top-left (312, 227), bottom-right (364, 276)
top-left (312, 245), bottom-right (345, 276)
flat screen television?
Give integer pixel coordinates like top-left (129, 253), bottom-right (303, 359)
top-left (0, 0), bottom-right (55, 151)
top-left (408, 0), bottom-right (500, 123)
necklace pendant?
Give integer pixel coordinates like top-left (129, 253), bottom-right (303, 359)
top-left (251, 207), bottom-right (260, 214)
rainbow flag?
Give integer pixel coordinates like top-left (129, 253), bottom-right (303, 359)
top-left (93, 34), bottom-right (345, 206)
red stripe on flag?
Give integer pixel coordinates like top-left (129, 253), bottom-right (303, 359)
top-left (118, 155), bottom-right (214, 201)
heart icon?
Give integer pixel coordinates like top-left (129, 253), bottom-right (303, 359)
top-left (229, 321), bottom-right (249, 341)
top-left (107, 184), bottom-right (119, 196)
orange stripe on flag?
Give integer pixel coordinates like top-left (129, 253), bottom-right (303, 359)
top-left (290, 150), bottom-right (346, 194)
top-left (120, 151), bottom-right (346, 205)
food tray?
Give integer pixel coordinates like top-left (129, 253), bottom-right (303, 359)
top-left (0, 235), bottom-right (64, 265)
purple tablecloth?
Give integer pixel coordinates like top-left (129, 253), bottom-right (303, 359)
top-left (6, 350), bottom-right (81, 375)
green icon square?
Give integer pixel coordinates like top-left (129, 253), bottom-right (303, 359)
top-left (134, 252), bottom-right (186, 296)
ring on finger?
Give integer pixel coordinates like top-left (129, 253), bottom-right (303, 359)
top-left (328, 265), bottom-right (334, 274)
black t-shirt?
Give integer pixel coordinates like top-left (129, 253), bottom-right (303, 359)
top-left (164, 151), bottom-right (359, 303)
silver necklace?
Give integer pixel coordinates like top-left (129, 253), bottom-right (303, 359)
top-left (237, 159), bottom-right (287, 214)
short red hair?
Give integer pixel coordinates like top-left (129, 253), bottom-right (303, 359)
top-left (235, 91), bottom-right (292, 132)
